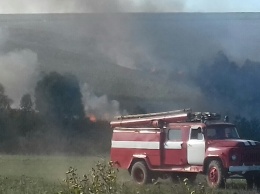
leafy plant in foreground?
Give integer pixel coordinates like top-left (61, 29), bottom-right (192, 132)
top-left (59, 160), bottom-right (258, 194)
top-left (60, 161), bottom-right (119, 194)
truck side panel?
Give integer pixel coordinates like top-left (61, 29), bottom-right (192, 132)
top-left (163, 126), bottom-right (188, 166)
top-left (111, 130), bottom-right (161, 169)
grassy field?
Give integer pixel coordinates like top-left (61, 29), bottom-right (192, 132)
top-left (0, 154), bottom-right (110, 182)
top-left (0, 154), bottom-right (109, 193)
top-left (0, 154), bottom-right (258, 194)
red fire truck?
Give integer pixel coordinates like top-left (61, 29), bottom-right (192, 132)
top-left (110, 109), bottom-right (260, 189)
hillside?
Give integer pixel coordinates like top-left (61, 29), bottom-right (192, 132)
top-left (1, 13), bottom-right (260, 112)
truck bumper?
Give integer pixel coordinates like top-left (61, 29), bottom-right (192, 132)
top-left (229, 165), bottom-right (260, 173)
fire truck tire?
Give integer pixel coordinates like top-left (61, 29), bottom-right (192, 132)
top-left (206, 160), bottom-right (225, 188)
top-left (131, 161), bottom-right (151, 185)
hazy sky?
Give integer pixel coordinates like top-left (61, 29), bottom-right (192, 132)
top-left (0, 0), bottom-right (259, 13)
top-left (184, 0), bottom-right (260, 12)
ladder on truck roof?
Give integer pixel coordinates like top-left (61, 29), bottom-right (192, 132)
top-left (114, 108), bottom-right (191, 119)
top-left (110, 108), bottom-right (221, 128)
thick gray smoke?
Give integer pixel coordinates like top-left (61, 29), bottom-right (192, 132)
top-left (0, 49), bottom-right (38, 107)
top-left (81, 83), bottom-right (127, 120)
top-left (1, 13), bottom-right (260, 117)
top-left (0, 0), bottom-right (258, 13)
top-left (0, 27), bottom-right (38, 107)
top-left (0, 0), bottom-right (185, 13)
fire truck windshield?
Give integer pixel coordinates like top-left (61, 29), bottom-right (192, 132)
top-left (206, 126), bottom-right (240, 140)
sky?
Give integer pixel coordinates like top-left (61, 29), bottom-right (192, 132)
top-left (0, 0), bottom-right (259, 13)
top-left (184, 0), bottom-right (260, 12)
top-left (133, 0), bottom-right (260, 12)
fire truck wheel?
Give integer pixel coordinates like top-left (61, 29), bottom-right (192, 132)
top-left (131, 161), bottom-right (151, 185)
top-left (206, 160), bottom-right (225, 188)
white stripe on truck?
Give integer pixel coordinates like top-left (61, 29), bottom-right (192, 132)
top-left (164, 141), bottom-right (183, 149)
top-left (248, 140), bottom-right (256, 145)
top-left (111, 141), bottom-right (160, 149)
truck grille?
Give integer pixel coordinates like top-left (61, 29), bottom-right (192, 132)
top-left (242, 151), bottom-right (260, 164)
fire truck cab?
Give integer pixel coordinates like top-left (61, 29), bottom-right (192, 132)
top-left (110, 109), bottom-right (260, 189)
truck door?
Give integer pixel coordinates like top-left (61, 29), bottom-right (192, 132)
top-left (187, 127), bottom-right (205, 165)
top-left (163, 128), bottom-right (187, 166)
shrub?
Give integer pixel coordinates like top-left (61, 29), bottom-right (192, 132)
top-left (60, 161), bottom-right (119, 194)
top-left (60, 161), bottom-right (256, 194)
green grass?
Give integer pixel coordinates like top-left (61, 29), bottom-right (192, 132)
top-left (0, 154), bottom-right (109, 182)
top-left (0, 154), bottom-right (111, 193)
top-left (0, 176), bottom-right (58, 194)
top-left (0, 154), bottom-right (258, 194)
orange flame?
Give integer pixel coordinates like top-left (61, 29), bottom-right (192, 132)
top-left (88, 114), bottom-right (97, 123)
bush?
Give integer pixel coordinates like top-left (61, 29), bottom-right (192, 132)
top-left (59, 161), bottom-right (257, 194)
top-left (60, 161), bottom-right (119, 194)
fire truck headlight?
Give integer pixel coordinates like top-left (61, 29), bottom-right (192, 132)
top-left (231, 154), bottom-right (237, 161)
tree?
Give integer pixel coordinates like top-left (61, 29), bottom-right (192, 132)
top-left (0, 83), bottom-right (12, 110)
top-left (196, 51), bottom-right (260, 115)
top-left (20, 94), bottom-right (33, 111)
top-left (34, 72), bottom-right (85, 125)
top-left (234, 116), bottom-right (260, 141)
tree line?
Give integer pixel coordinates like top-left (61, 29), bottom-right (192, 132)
top-left (195, 51), bottom-right (260, 141)
top-left (0, 69), bottom-right (260, 155)
top-left (0, 72), bottom-right (111, 155)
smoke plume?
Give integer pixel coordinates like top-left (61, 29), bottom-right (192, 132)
top-left (0, 0), bottom-right (258, 13)
top-left (0, 49), bottom-right (38, 108)
top-left (1, 13), bottom-right (260, 118)
top-left (0, 0), bottom-right (185, 14)
top-left (81, 83), bottom-right (127, 120)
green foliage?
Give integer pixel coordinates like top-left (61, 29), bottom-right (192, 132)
top-left (196, 52), bottom-right (260, 115)
top-left (0, 83), bottom-right (12, 110)
top-left (61, 161), bottom-right (119, 194)
top-left (59, 161), bottom-right (256, 194)
top-left (0, 72), bottom-right (113, 154)
top-left (0, 175), bottom-right (58, 194)
top-left (20, 94), bottom-right (33, 111)
top-left (234, 116), bottom-right (260, 141)
top-left (35, 72), bottom-right (85, 124)
top-left (0, 156), bottom-right (256, 194)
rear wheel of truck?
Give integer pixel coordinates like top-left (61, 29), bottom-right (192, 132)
top-left (131, 161), bottom-right (151, 185)
top-left (206, 160), bottom-right (225, 188)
